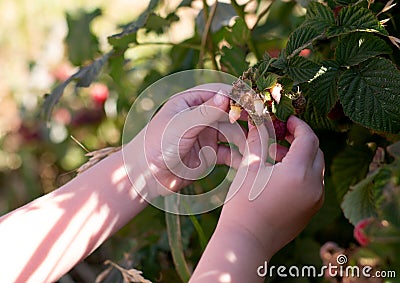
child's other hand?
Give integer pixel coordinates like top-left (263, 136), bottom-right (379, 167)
top-left (135, 83), bottom-right (244, 196)
top-left (219, 115), bottom-right (324, 258)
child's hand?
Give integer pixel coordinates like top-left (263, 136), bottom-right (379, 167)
top-left (219, 115), bottom-right (324, 258)
top-left (131, 83), bottom-right (244, 196)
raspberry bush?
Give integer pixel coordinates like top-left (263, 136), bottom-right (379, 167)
top-left (43, 0), bottom-right (400, 281)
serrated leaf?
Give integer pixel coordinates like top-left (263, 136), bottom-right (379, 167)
top-left (304, 2), bottom-right (335, 33)
top-left (274, 95), bottom-right (295, 121)
top-left (338, 57), bottom-right (400, 133)
top-left (308, 64), bottom-right (340, 115)
top-left (286, 24), bottom-right (321, 57)
top-left (332, 145), bottom-right (375, 201)
top-left (108, 0), bottom-right (160, 48)
top-left (285, 56), bottom-right (322, 83)
top-left (66, 9), bottom-right (101, 65)
top-left (327, 6), bottom-right (388, 37)
top-left (256, 73), bottom-right (279, 91)
top-left (341, 168), bottom-right (380, 226)
top-left (336, 33), bottom-right (392, 66)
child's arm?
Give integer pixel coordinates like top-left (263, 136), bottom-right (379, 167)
top-left (0, 83), bottom-right (238, 283)
top-left (190, 116), bottom-right (325, 282)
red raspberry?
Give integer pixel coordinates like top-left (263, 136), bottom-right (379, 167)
top-left (273, 118), bottom-right (287, 140)
top-left (353, 218), bottom-right (373, 246)
top-left (90, 83), bottom-right (109, 106)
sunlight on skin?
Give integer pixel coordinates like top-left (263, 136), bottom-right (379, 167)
top-left (225, 251), bottom-right (237, 263)
top-left (218, 273), bottom-right (232, 283)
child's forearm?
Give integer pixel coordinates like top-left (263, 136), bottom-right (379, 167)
top-left (190, 222), bottom-right (272, 283)
top-left (0, 134), bottom-right (151, 283)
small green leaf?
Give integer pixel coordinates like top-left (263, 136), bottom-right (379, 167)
top-left (327, 6), bottom-right (388, 37)
top-left (285, 56), bottom-right (322, 83)
top-left (108, 0), bottom-right (160, 48)
top-left (66, 9), bottom-right (101, 66)
top-left (332, 145), bottom-right (375, 201)
top-left (336, 33), bottom-right (392, 66)
top-left (341, 168), bottom-right (380, 226)
top-left (338, 57), bottom-right (400, 133)
top-left (256, 73), bottom-right (279, 91)
top-left (286, 24), bottom-right (321, 57)
top-left (304, 2), bottom-right (335, 33)
top-left (308, 63), bottom-right (340, 115)
top-left (274, 95), bottom-right (295, 122)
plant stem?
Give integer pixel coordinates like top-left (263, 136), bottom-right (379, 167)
top-left (198, 1), bottom-right (219, 69)
top-left (252, 1), bottom-right (274, 31)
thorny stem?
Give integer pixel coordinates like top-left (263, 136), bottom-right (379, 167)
top-left (198, 1), bottom-right (219, 69)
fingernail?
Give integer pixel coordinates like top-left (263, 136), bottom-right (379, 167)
top-left (214, 90), bottom-right (225, 105)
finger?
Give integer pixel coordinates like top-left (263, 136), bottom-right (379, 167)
top-left (181, 83), bottom-right (232, 108)
top-left (244, 122), bottom-right (269, 169)
top-left (283, 116), bottom-right (319, 168)
top-left (217, 122), bottom-right (247, 155)
top-left (175, 92), bottom-right (230, 141)
top-left (269, 143), bottom-right (289, 162)
top-left (216, 145), bottom-right (242, 170)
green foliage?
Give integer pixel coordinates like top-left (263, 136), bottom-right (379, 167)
top-left (39, 0), bottom-right (400, 281)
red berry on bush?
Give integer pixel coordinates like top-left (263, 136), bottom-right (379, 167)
top-left (327, 102), bottom-right (345, 120)
top-left (90, 83), bottom-right (109, 106)
top-left (353, 218), bottom-right (373, 246)
top-left (273, 118), bottom-right (287, 140)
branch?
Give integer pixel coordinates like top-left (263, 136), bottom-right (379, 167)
top-left (198, 1), bottom-right (219, 69)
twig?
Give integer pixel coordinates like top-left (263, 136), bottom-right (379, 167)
top-left (251, 1), bottom-right (274, 31)
top-left (198, 1), bottom-right (219, 69)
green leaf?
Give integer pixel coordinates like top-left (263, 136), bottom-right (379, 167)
top-left (338, 57), bottom-right (400, 133)
top-left (308, 63), bottom-right (340, 115)
top-left (43, 53), bottom-right (110, 121)
top-left (108, 0), bottom-right (160, 48)
top-left (286, 24), bottom-right (321, 57)
top-left (65, 9), bottom-right (101, 65)
top-left (341, 169), bottom-right (380, 226)
top-left (274, 95), bottom-right (295, 122)
top-left (220, 46), bottom-right (248, 77)
top-left (336, 33), bottom-right (392, 66)
top-left (304, 2), bottom-right (335, 33)
top-left (256, 73), bottom-right (279, 91)
top-left (327, 6), bottom-right (388, 37)
top-left (285, 56), bottom-right (322, 83)
top-left (332, 145), bottom-right (375, 201)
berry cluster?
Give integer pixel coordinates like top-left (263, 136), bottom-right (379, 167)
top-left (228, 67), bottom-right (306, 140)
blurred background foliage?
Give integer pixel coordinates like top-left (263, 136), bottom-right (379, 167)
top-left (0, 0), bottom-right (399, 282)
